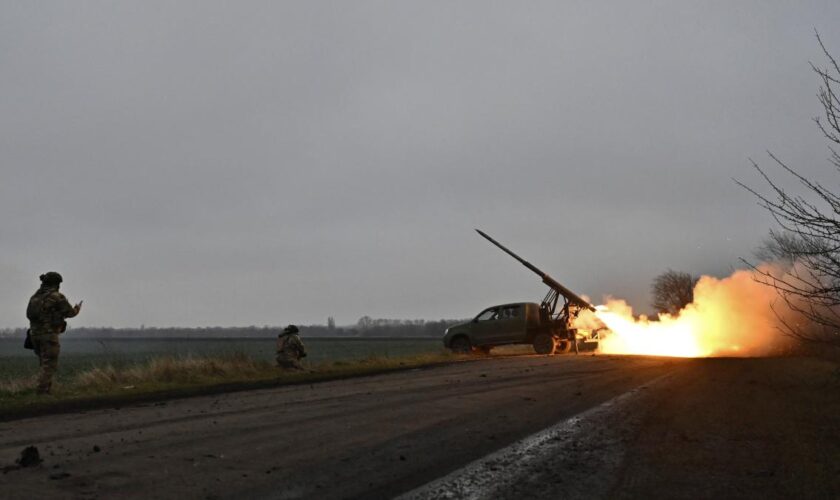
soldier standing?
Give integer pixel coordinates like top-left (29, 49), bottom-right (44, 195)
top-left (26, 272), bottom-right (82, 394)
top-left (276, 324), bottom-right (307, 371)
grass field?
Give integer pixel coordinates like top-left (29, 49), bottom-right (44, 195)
top-left (0, 337), bottom-right (458, 416)
top-left (0, 337), bottom-right (445, 384)
top-left (0, 338), bottom-right (542, 418)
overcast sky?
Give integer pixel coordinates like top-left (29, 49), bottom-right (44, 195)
top-left (2, 1), bottom-right (840, 328)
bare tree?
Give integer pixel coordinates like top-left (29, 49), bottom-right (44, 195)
top-left (752, 230), bottom-right (815, 264)
top-left (651, 270), bottom-right (699, 315)
top-left (738, 31), bottom-right (840, 346)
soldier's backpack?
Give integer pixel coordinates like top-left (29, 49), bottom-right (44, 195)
top-left (25, 291), bottom-right (67, 332)
top-left (26, 293), bottom-right (47, 322)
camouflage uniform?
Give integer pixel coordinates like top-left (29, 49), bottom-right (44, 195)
top-left (28, 284), bottom-right (77, 393)
top-left (276, 327), bottom-right (307, 371)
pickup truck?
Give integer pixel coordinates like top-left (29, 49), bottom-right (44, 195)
top-left (442, 302), bottom-right (599, 355)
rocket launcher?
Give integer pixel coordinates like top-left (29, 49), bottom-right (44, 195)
top-left (475, 229), bottom-right (596, 313)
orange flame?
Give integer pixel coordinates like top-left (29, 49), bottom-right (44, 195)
top-left (576, 265), bottom-right (797, 357)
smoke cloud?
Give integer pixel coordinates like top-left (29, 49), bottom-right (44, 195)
top-left (576, 264), bottom-right (800, 357)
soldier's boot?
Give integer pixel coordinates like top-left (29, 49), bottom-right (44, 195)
top-left (36, 370), bottom-right (52, 394)
top-left (36, 365), bottom-right (54, 394)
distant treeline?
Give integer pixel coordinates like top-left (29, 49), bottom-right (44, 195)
top-left (0, 317), bottom-right (465, 339)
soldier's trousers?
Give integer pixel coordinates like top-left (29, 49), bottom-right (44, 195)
top-left (31, 335), bottom-right (60, 393)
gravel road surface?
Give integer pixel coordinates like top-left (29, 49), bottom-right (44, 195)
top-left (0, 355), bottom-right (837, 499)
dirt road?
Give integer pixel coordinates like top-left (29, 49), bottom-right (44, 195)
top-left (0, 355), bottom-right (837, 499)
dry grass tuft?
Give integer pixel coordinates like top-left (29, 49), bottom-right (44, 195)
top-left (0, 377), bottom-right (36, 395)
top-left (75, 353), bottom-right (273, 390)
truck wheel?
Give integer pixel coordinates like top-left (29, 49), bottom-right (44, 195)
top-left (533, 334), bottom-right (557, 355)
top-left (450, 336), bottom-right (473, 354)
top-left (556, 340), bottom-right (573, 354)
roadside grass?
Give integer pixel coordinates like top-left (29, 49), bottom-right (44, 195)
top-left (0, 351), bottom-right (458, 418)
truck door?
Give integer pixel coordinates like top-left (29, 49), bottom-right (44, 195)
top-left (492, 304), bottom-right (527, 343)
top-left (470, 307), bottom-right (501, 345)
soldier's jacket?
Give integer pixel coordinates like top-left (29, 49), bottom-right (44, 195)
top-left (276, 333), bottom-right (306, 359)
top-left (28, 286), bottom-right (75, 338)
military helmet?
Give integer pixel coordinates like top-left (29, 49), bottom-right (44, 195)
top-left (283, 324), bottom-right (299, 334)
top-left (40, 272), bottom-right (63, 286)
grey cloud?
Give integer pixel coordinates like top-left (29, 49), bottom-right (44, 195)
top-left (2, 2), bottom-right (839, 327)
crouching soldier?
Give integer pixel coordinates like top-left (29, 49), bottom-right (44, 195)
top-left (276, 325), bottom-right (307, 371)
top-left (27, 272), bottom-right (83, 394)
